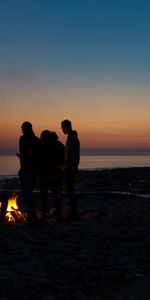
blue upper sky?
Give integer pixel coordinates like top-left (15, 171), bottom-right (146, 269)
top-left (0, 0), bottom-right (150, 85)
top-left (0, 0), bottom-right (150, 152)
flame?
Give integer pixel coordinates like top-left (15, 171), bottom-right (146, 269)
top-left (0, 193), bottom-right (26, 223)
top-left (5, 193), bottom-right (25, 223)
top-left (6, 194), bottom-right (18, 222)
top-left (7, 194), bottom-right (19, 212)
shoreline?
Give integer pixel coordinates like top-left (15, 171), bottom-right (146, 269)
top-left (1, 153), bottom-right (150, 176)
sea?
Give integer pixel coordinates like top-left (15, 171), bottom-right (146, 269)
top-left (0, 154), bottom-right (150, 176)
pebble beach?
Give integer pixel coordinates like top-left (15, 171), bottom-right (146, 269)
top-left (1, 168), bottom-right (150, 299)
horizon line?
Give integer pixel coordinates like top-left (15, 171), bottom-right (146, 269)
top-left (1, 147), bottom-right (150, 156)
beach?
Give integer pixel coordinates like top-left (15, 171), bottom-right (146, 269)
top-left (1, 167), bottom-right (150, 299)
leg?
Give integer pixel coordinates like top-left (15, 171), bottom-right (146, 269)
top-left (64, 167), bottom-right (78, 215)
top-left (50, 178), bottom-right (62, 219)
top-left (39, 175), bottom-right (49, 220)
top-left (19, 170), bottom-right (37, 222)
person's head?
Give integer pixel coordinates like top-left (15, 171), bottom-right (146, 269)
top-left (61, 119), bottom-right (72, 134)
top-left (40, 130), bottom-right (51, 140)
top-left (21, 121), bottom-right (33, 134)
top-left (40, 130), bottom-right (58, 143)
top-left (50, 131), bottom-right (58, 141)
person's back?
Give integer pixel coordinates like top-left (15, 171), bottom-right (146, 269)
top-left (18, 121), bottom-right (40, 226)
top-left (40, 131), bottom-right (64, 176)
top-left (65, 130), bottom-right (80, 168)
top-left (19, 123), bottom-right (40, 174)
top-left (39, 130), bottom-right (65, 222)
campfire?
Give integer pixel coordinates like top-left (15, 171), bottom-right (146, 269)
top-left (5, 193), bottom-right (26, 223)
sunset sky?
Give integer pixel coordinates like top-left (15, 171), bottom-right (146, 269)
top-left (0, 0), bottom-right (150, 153)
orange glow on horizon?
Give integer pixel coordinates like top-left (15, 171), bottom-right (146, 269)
top-left (0, 81), bottom-right (150, 151)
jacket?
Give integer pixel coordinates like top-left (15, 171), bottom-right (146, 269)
top-left (19, 131), bottom-right (40, 174)
top-left (64, 130), bottom-right (80, 167)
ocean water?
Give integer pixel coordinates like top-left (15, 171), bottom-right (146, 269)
top-left (0, 154), bottom-right (150, 176)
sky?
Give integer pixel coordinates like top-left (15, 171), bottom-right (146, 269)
top-left (0, 0), bottom-right (150, 154)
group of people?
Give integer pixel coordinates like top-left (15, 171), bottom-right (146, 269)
top-left (18, 119), bottom-right (80, 226)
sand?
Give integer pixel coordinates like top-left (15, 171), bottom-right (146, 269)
top-left (0, 168), bottom-right (150, 299)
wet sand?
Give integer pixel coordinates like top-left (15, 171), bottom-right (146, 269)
top-left (0, 167), bottom-right (150, 299)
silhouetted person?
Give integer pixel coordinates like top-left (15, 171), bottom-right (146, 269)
top-left (18, 121), bottom-right (40, 226)
top-left (61, 119), bottom-right (80, 220)
top-left (39, 130), bottom-right (64, 222)
top-left (0, 192), bottom-right (9, 223)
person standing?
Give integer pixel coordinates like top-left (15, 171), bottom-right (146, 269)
top-left (39, 130), bottom-right (64, 222)
top-left (61, 119), bottom-right (80, 220)
top-left (18, 121), bottom-right (40, 226)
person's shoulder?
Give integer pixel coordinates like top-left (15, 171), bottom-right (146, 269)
top-left (33, 135), bottom-right (40, 142)
top-left (19, 134), bottom-right (26, 142)
top-left (57, 141), bottom-right (65, 150)
top-left (19, 135), bottom-right (24, 140)
top-left (36, 136), bottom-right (40, 141)
top-left (69, 130), bottom-right (80, 141)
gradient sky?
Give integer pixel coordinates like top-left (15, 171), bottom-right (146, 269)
top-left (0, 0), bottom-right (150, 153)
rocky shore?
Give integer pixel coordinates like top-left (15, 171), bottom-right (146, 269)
top-left (1, 167), bottom-right (150, 299)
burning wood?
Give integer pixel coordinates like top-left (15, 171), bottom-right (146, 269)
top-left (4, 193), bottom-right (26, 223)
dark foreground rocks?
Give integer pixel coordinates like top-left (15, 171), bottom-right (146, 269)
top-left (1, 167), bottom-right (150, 299)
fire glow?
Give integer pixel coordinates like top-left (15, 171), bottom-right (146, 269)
top-left (6, 193), bottom-right (26, 223)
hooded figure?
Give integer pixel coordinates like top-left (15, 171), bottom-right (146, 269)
top-left (39, 130), bottom-right (65, 222)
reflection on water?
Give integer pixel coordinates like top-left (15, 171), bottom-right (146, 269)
top-left (0, 154), bottom-right (150, 175)
top-left (80, 155), bottom-right (150, 170)
top-left (0, 155), bottom-right (20, 176)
